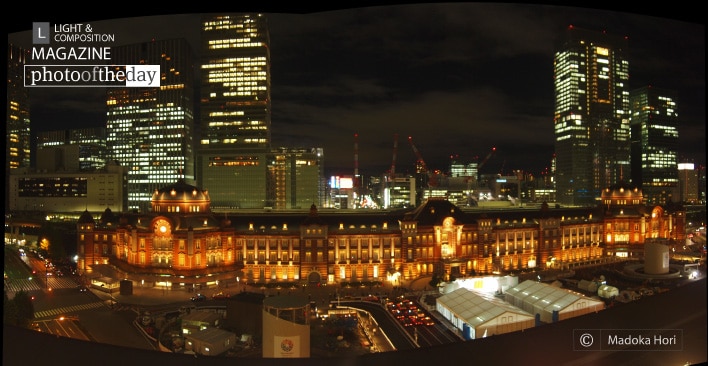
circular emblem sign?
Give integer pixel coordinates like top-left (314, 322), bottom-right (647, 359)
top-left (280, 338), bottom-right (294, 352)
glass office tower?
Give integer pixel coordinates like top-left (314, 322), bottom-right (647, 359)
top-left (6, 44), bottom-right (31, 171)
top-left (198, 13), bottom-right (273, 209)
top-left (553, 26), bottom-right (631, 206)
top-left (630, 86), bottom-right (679, 205)
top-left (6, 44), bottom-right (31, 210)
top-left (199, 13), bottom-right (271, 149)
top-left (106, 38), bottom-right (196, 212)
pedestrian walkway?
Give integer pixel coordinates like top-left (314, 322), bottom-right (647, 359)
top-left (85, 265), bottom-right (442, 310)
top-left (92, 285), bottom-right (192, 307)
top-left (4, 278), bottom-right (42, 295)
top-left (46, 277), bottom-right (81, 289)
top-left (34, 301), bottom-right (104, 319)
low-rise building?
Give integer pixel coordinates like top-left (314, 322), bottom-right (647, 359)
top-left (75, 180), bottom-right (685, 289)
top-left (184, 327), bottom-right (237, 356)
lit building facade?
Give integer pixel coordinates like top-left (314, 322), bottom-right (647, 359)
top-left (37, 127), bottom-right (108, 171)
top-left (197, 146), bottom-right (324, 211)
top-left (199, 13), bottom-right (271, 150)
top-left (76, 180), bottom-right (684, 288)
top-left (197, 14), bottom-right (325, 210)
top-left (198, 148), bottom-right (270, 210)
top-left (198, 14), bottom-right (273, 209)
top-left (449, 159), bottom-right (478, 179)
top-left (269, 147), bottom-right (324, 210)
top-left (6, 43), bottom-right (31, 210)
top-left (106, 38), bottom-right (196, 212)
top-left (8, 162), bottom-right (128, 213)
top-left (327, 175), bottom-right (354, 209)
top-left (77, 180), bottom-right (237, 281)
top-left (385, 176), bottom-right (416, 209)
top-left (630, 86), bottom-right (679, 205)
top-left (6, 44), bottom-right (31, 171)
top-left (600, 183), bottom-right (685, 258)
top-left (677, 163), bottom-right (699, 203)
top-left (553, 26), bottom-right (631, 206)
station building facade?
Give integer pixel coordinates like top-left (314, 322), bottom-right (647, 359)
top-left (76, 181), bottom-right (685, 289)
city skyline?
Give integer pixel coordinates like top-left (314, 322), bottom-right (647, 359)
top-left (7, 4), bottom-right (705, 181)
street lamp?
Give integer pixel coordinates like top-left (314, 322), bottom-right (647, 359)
top-left (45, 261), bottom-right (49, 289)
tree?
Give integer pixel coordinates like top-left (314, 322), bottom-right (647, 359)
top-left (9, 290), bottom-right (35, 328)
top-left (38, 222), bottom-right (68, 260)
top-left (428, 273), bottom-right (442, 288)
top-left (3, 290), bottom-right (20, 326)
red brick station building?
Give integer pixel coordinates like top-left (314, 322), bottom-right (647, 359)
top-left (76, 180), bottom-right (685, 290)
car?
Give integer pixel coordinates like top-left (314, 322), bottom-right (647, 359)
top-left (190, 293), bottom-right (206, 301)
top-left (212, 292), bottom-right (230, 300)
top-left (78, 285), bottom-right (88, 292)
top-left (179, 304), bottom-right (197, 313)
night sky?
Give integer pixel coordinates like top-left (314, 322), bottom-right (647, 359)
top-left (7, 4), bottom-right (705, 180)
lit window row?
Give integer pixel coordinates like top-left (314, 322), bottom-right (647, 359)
top-left (209, 42), bottom-right (264, 50)
top-left (209, 111), bottom-right (245, 117)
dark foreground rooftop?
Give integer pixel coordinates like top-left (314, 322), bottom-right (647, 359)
top-left (3, 278), bottom-right (706, 366)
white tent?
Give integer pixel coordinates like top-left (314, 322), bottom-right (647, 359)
top-left (504, 280), bottom-right (605, 323)
top-left (578, 279), bottom-right (598, 293)
top-left (436, 288), bottom-right (535, 340)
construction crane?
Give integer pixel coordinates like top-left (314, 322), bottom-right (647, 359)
top-left (353, 133), bottom-right (360, 197)
top-left (477, 147), bottom-right (496, 177)
top-left (389, 133), bottom-right (398, 182)
top-left (408, 136), bottom-right (437, 187)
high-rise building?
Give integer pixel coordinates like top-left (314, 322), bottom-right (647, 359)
top-left (269, 147), bottom-right (324, 209)
top-left (553, 26), bottom-right (631, 206)
top-left (699, 165), bottom-right (707, 204)
top-left (677, 163), bottom-right (699, 204)
top-left (630, 86), bottom-right (679, 205)
top-left (199, 13), bottom-right (272, 150)
top-left (106, 38), bottom-right (196, 212)
top-left (6, 44), bottom-right (31, 171)
top-left (37, 127), bottom-right (108, 171)
top-left (6, 43), bottom-right (31, 210)
top-left (197, 14), bottom-right (273, 209)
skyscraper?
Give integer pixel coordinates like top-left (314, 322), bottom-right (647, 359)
top-left (199, 13), bottom-right (272, 150)
top-left (6, 43), bottom-right (31, 171)
top-left (677, 163), bottom-right (698, 204)
top-left (197, 14), bottom-right (274, 209)
top-left (106, 38), bottom-right (196, 212)
top-left (630, 85), bottom-right (679, 205)
top-left (553, 26), bottom-right (631, 206)
top-left (6, 44), bottom-right (31, 210)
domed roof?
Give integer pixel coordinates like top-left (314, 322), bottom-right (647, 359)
top-left (100, 207), bottom-right (117, 224)
top-left (601, 182), bottom-right (642, 199)
top-left (77, 209), bottom-right (95, 224)
top-left (152, 179), bottom-right (209, 203)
